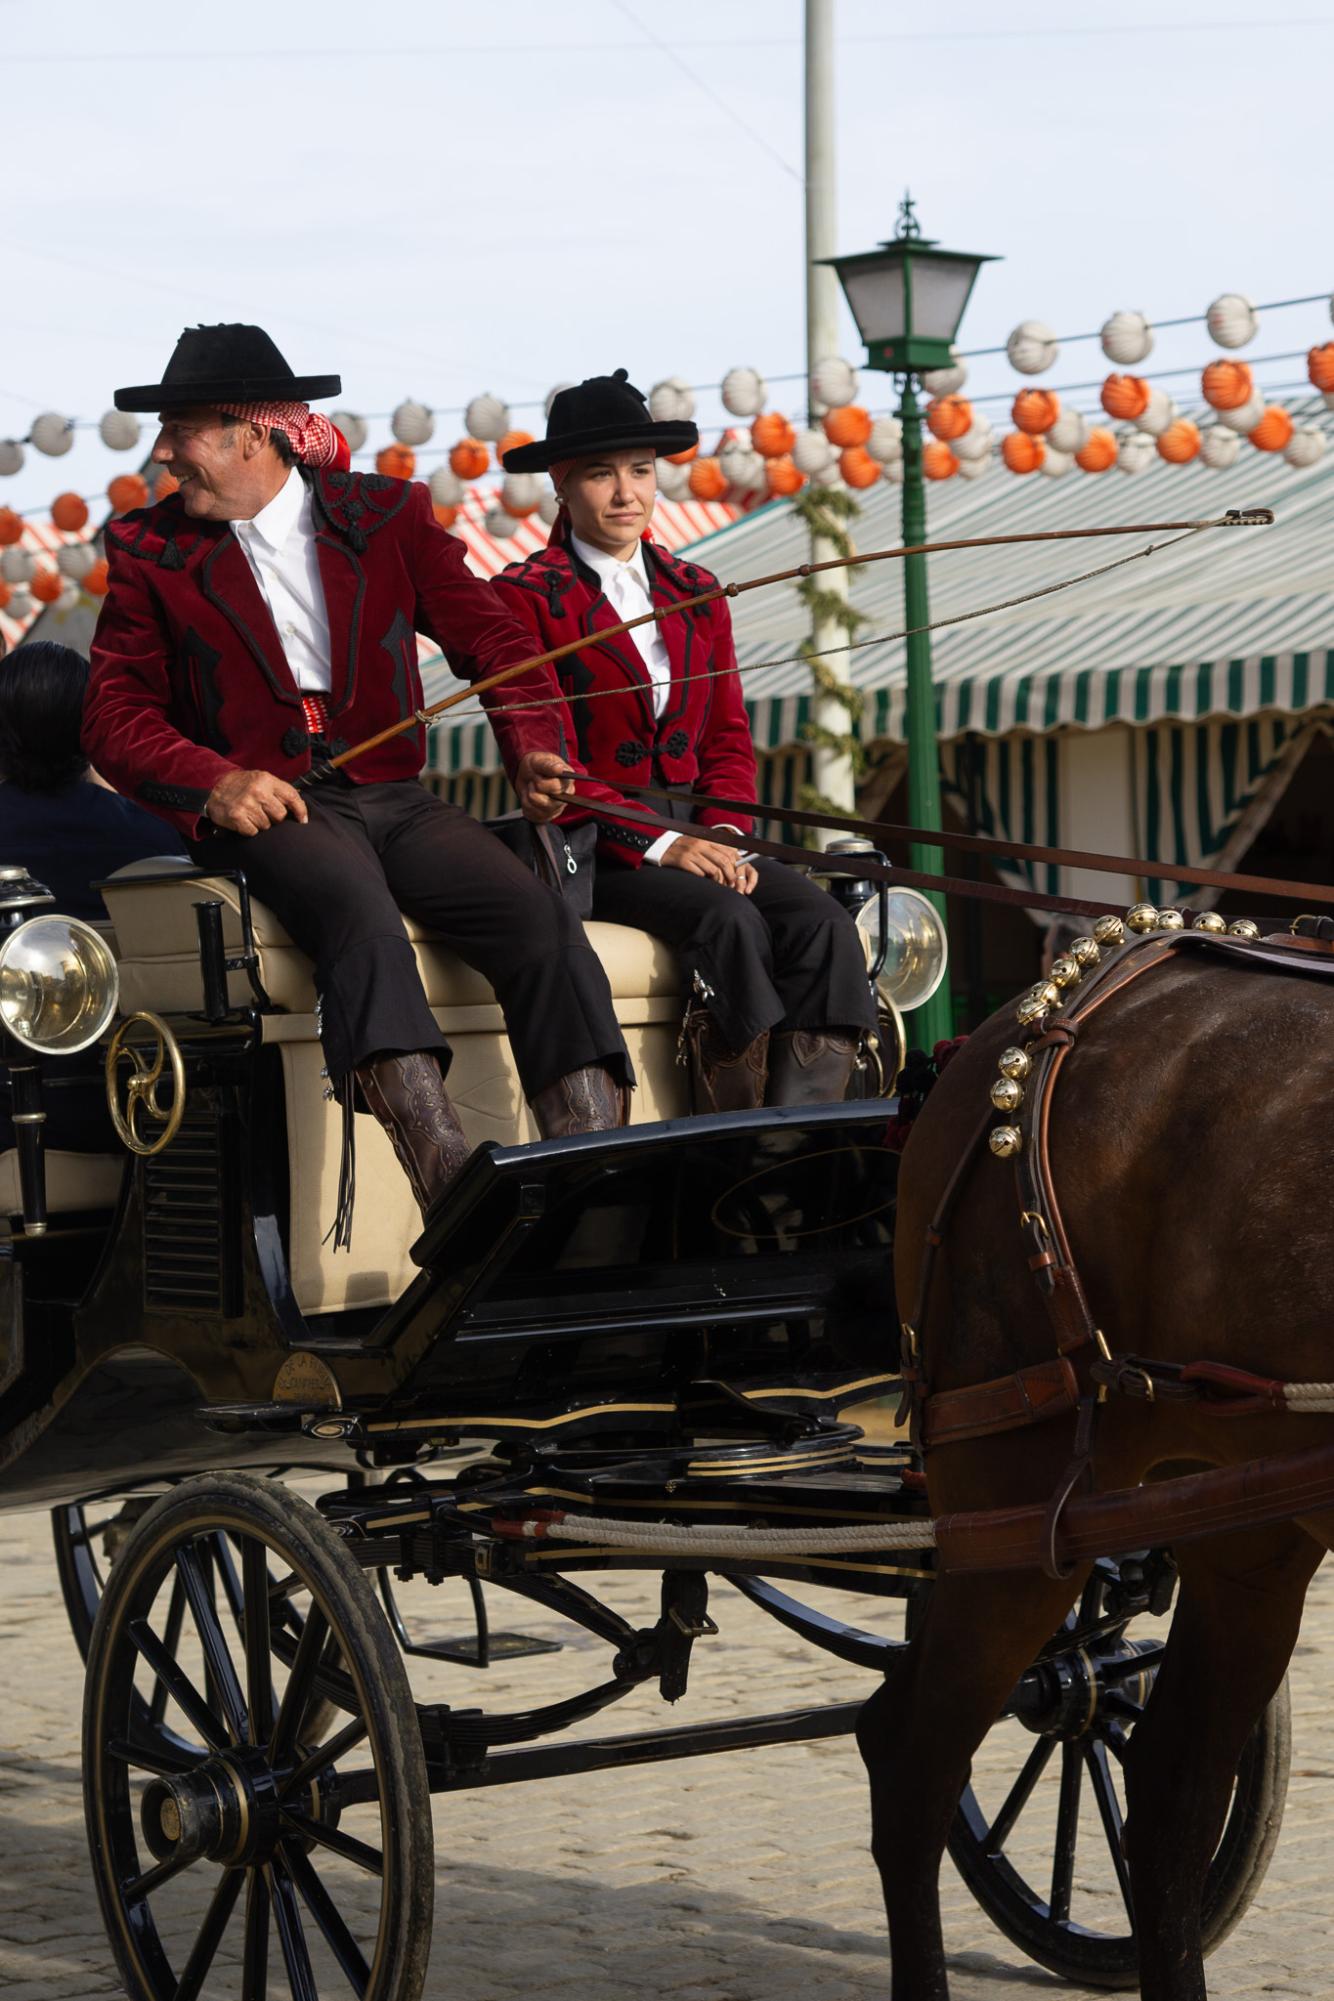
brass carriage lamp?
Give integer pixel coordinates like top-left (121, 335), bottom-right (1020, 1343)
top-left (821, 196), bottom-right (998, 1049)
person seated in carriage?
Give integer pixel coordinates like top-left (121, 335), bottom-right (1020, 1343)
top-left (491, 370), bottom-right (878, 1111)
top-left (82, 323), bottom-right (634, 1227)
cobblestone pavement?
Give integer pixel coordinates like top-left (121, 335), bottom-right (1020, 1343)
top-left (2, 1491), bottom-right (1332, 2000)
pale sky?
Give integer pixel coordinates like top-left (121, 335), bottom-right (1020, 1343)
top-left (3, 0), bottom-right (1330, 514)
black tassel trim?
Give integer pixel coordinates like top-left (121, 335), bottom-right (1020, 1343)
top-left (322, 1072), bottom-right (356, 1253)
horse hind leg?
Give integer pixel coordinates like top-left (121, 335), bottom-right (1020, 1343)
top-left (857, 1562), bottom-right (1085, 2001)
top-left (1122, 1520), bottom-right (1323, 2001)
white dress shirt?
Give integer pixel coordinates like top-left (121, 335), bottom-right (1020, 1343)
top-left (231, 466), bottom-right (333, 693)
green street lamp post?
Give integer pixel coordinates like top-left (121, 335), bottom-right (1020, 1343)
top-left (821, 196), bottom-right (997, 1049)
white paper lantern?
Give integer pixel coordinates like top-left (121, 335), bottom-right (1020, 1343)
top-left (881, 457), bottom-right (905, 485)
top-left (1040, 446), bottom-right (1074, 478)
top-left (545, 382), bottom-right (574, 418)
top-left (2, 587), bottom-right (33, 621)
top-left (466, 394), bottom-right (510, 443)
top-left (327, 411), bottom-right (365, 454)
top-left (1006, 321), bottom-right (1059, 375)
top-left (30, 412), bottom-right (74, 457)
top-left (501, 472), bottom-right (542, 516)
top-left (98, 409), bottom-right (140, 452)
top-left (812, 461), bottom-right (845, 488)
top-left (1046, 409), bottom-right (1088, 454)
top-left (719, 439), bottom-right (766, 492)
top-left (792, 426), bottom-right (837, 475)
top-left (1200, 427), bottom-right (1242, 469)
top-left (811, 356), bottom-right (858, 409)
top-left (391, 400), bottom-right (435, 447)
top-left (956, 454), bottom-right (990, 481)
top-left (655, 458), bottom-right (693, 502)
top-left (866, 416), bottom-right (903, 463)
top-left (1117, 434), bottom-right (1155, 475)
top-left (921, 349), bottom-right (968, 396)
top-left (484, 505), bottom-right (521, 540)
top-left (649, 376), bottom-right (695, 423)
top-left (1216, 392), bottom-right (1265, 434)
top-left (1134, 388), bottom-right (1177, 437)
top-left (55, 579), bottom-right (80, 613)
top-left (1, 547), bottom-right (34, 585)
top-left (721, 367), bottom-right (767, 418)
top-left (1285, 427), bottom-right (1327, 468)
top-left (1100, 311), bottom-right (1154, 366)
top-left (538, 491), bottom-right (561, 526)
top-left (1206, 293), bottom-right (1259, 350)
top-left (56, 542), bottom-right (98, 581)
top-left (953, 421), bottom-right (992, 463)
top-left (0, 440), bottom-right (22, 476)
top-left (428, 464), bottom-right (464, 508)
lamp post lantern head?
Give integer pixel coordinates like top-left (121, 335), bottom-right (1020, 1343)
top-left (821, 194), bottom-right (998, 377)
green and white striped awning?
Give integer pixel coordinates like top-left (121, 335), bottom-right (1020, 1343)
top-left (423, 392), bottom-right (1334, 775)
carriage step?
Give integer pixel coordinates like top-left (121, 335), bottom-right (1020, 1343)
top-left (396, 1629), bottom-right (562, 1665)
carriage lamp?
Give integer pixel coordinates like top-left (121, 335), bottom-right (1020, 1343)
top-left (0, 914), bottom-right (120, 1055)
top-left (821, 197), bottom-right (998, 1048)
top-left (856, 886), bottom-right (949, 1016)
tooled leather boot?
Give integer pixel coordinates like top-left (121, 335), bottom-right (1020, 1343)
top-left (680, 1004), bottom-right (770, 1114)
top-left (355, 1051), bottom-right (473, 1216)
top-left (530, 1063), bottom-right (630, 1138)
top-left (765, 1028), bottom-right (860, 1107)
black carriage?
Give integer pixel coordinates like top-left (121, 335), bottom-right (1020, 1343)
top-left (0, 855), bottom-right (1285, 1999)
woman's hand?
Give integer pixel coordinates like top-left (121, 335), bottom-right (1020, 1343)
top-left (515, 751), bottom-right (577, 824)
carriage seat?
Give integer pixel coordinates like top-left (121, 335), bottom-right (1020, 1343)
top-left (99, 858), bottom-right (692, 1315)
top-left (0, 1149), bottom-right (126, 1234)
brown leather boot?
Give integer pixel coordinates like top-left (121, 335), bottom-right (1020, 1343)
top-left (530, 1064), bottom-right (629, 1138)
top-left (355, 1051), bottom-right (472, 1216)
top-left (680, 1005), bottom-right (770, 1114)
top-left (765, 1028), bottom-right (860, 1106)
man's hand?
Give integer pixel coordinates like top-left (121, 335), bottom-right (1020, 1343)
top-left (516, 751), bottom-right (577, 825)
top-left (661, 835), bottom-right (755, 890)
top-left (205, 768), bottom-right (310, 836)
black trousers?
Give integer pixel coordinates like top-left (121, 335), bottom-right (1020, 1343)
top-left (191, 780), bottom-right (630, 1098)
top-left (591, 857), bottom-right (878, 1051)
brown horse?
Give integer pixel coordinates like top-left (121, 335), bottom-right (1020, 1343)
top-left (858, 936), bottom-right (1334, 2001)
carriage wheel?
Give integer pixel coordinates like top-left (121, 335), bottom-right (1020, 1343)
top-left (83, 1472), bottom-right (434, 2001)
top-left (938, 1559), bottom-right (1291, 1988)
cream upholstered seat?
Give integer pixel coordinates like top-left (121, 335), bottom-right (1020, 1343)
top-left (100, 861), bottom-right (690, 1317)
top-left (0, 1149), bottom-right (126, 1234)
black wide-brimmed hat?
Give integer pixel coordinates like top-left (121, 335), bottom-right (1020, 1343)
top-left (502, 369), bottom-right (698, 472)
top-left (114, 323), bottom-right (341, 413)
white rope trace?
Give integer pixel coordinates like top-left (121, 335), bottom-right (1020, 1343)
top-left (497, 1514), bottom-right (937, 1555)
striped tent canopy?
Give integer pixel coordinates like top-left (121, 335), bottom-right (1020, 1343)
top-left (446, 482), bottom-right (740, 584)
top-left (0, 514), bottom-right (96, 648)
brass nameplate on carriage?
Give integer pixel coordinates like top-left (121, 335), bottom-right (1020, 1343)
top-left (272, 1351), bottom-right (342, 1410)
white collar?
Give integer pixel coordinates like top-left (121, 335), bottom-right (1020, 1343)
top-left (570, 532), bottom-right (652, 595)
top-left (235, 465), bottom-right (307, 551)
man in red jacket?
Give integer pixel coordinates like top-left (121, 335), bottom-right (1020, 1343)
top-left (85, 324), bottom-right (630, 1233)
top-left (492, 371), bottom-right (876, 1111)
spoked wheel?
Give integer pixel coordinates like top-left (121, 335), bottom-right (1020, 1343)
top-left (54, 1494), bottom-right (160, 1658)
top-left (941, 1555), bottom-right (1291, 1988)
top-left (83, 1472), bottom-right (434, 2001)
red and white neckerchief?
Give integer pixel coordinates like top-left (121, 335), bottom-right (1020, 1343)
top-left (218, 400), bottom-right (348, 469)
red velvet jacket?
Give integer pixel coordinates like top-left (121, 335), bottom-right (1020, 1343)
top-left (490, 528), bottom-right (756, 868)
top-left (85, 469), bottom-right (552, 839)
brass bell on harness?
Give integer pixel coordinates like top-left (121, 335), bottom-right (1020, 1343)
top-left (1049, 954), bottom-right (1082, 989)
top-left (1070, 936), bottom-right (1101, 968)
top-left (1192, 911), bottom-right (1227, 933)
top-left (1126, 902), bottom-right (1160, 933)
top-left (989, 1124), bottom-right (1024, 1158)
top-left (1093, 914), bottom-right (1126, 947)
top-left (998, 1045), bottom-right (1032, 1080)
top-left (1028, 980), bottom-right (1062, 1008)
top-left (1227, 917), bottom-right (1261, 939)
top-left (990, 1075), bottom-right (1025, 1113)
top-left (1156, 908), bottom-right (1185, 930)
top-left (1015, 995), bottom-right (1050, 1028)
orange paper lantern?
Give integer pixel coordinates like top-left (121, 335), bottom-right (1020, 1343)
top-left (1012, 389), bottom-right (1061, 436)
top-left (1001, 433), bottom-right (1046, 475)
top-left (496, 430), bottom-right (534, 464)
top-left (433, 504), bottom-right (459, 529)
top-left (448, 438), bottom-right (490, 481)
top-left (1157, 420), bottom-right (1201, 464)
top-left (108, 473), bottom-right (149, 513)
top-left (665, 441), bottom-right (698, 465)
top-left (764, 454), bottom-right (804, 497)
top-left (30, 567), bottom-right (62, 604)
top-left (1201, 360), bottom-right (1254, 411)
top-left (0, 507), bottom-right (23, 546)
top-left (922, 442), bottom-right (960, 481)
top-left (83, 558), bottom-right (110, 597)
top-left (822, 404), bottom-right (872, 449)
top-left (51, 491), bottom-right (89, 533)
top-left (376, 443), bottom-right (416, 480)
top-left (751, 412), bottom-right (796, 458)
top-left (1075, 427), bottom-right (1117, 472)
top-left (925, 395), bottom-right (972, 442)
top-left (840, 445), bottom-right (881, 489)
top-left (154, 469), bottom-right (180, 501)
top-left (688, 456), bottom-right (728, 501)
top-left (1248, 406), bottom-right (1294, 453)
top-left (1307, 344), bottom-right (1334, 394)
top-left (1100, 374), bottom-right (1150, 422)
